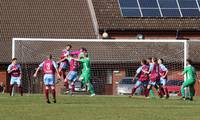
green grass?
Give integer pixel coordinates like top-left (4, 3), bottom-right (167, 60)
top-left (0, 94), bottom-right (200, 120)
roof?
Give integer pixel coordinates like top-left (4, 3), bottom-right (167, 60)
top-left (92, 0), bottom-right (200, 31)
top-left (0, 0), bottom-right (96, 63)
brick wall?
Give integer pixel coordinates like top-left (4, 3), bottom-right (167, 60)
top-left (0, 71), bottom-right (8, 92)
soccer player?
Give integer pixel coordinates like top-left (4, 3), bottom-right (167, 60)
top-left (158, 58), bottom-right (169, 99)
top-left (147, 57), bottom-right (156, 97)
top-left (64, 55), bottom-right (79, 95)
top-left (58, 44), bottom-right (72, 78)
top-left (7, 58), bottom-right (23, 96)
top-left (180, 59), bottom-right (197, 101)
top-left (33, 54), bottom-right (60, 103)
top-left (77, 53), bottom-right (95, 96)
top-left (129, 59), bottom-right (149, 97)
top-left (145, 57), bottom-right (164, 98)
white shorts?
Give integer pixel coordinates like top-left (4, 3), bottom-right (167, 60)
top-left (10, 77), bottom-right (21, 85)
top-left (160, 78), bottom-right (167, 86)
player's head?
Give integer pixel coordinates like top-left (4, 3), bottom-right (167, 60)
top-left (141, 59), bottom-right (147, 65)
top-left (80, 47), bottom-right (87, 52)
top-left (152, 57), bottom-right (157, 63)
top-left (12, 58), bottom-right (17, 64)
top-left (84, 52), bottom-right (89, 58)
top-left (47, 54), bottom-right (53, 60)
top-left (72, 54), bottom-right (78, 59)
top-left (66, 44), bottom-right (72, 50)
top-left (147, 57), bottom-right (152, 63)
top-left (186, 59), bottom-right (192, 66)
top-left (158, 58), bottom-right (164, 64)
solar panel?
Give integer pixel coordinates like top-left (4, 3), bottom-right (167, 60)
top-left (162, 9), bottom-right (181, 17)
top-left (121, 8), bottom-right (141, 16)
top-left (139, 0), bottom-right (158, 8)
top-left (142, 9), bottom-right (161, 16)
top-left (118, 0), bottom-right (200, 17)
top-left (158, 0), bottom-right (178, 8)
top-left (178, 0), bottom-right (198, 8)
top-left (198, 0), bottom-right (200, 6)
top-left (181, 9), bottom-right (200, 16)
top-left (119, 0), bottom-right (138, 8)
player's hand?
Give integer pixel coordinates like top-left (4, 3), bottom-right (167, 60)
top-left (198, 80), bottom-right (200, 84)
top-left (178, 73), bottom-right (182, 76)
top-left (12, 68), bottom-right (17, 71)
top-left (132, 78), bottom-right (135, 83)
top-left (33, 73), bottom-right (37, 78)
top-left (57, 74), bottom-right (61, 80)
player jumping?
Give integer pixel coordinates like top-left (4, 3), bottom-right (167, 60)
top-left (145, 57), bottom-right (164, 98)
top-left (129, 59), bottom-right (149, 97)
top-left (77, 53), bottom-right (95, 96)
top-left (64, 55), bottom-right (79, 95)
top-left (34, 54), bottom-right (60, 103)
top-left (158, 58), bottom-right (169, 99)
top-left (58, 44), bottom-right (72, 79)
top-left (7, 58), bottom-right (23, 96)
top-left (147, 57), bottom-right (157, 98)
top-left (180, 59), bottom-right (197, 101)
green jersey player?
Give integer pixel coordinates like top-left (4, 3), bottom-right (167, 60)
top-left (180, 59), bottom-right (197, 101)
top-left (78, 53), bottom-right (95, 96)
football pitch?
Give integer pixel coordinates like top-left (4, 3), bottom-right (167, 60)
top-left (0, 94), bottom-right (200, 120)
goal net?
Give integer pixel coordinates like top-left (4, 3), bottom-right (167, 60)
top-left (12, 38), bottom-right (185, 95)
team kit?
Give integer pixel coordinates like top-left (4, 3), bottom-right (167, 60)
top-left (7, 44), bottom-right (197, 103)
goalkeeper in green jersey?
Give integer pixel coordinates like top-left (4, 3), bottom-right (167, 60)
top-left (180, 59), bottom-right (197, 101)
top-left (77, 52), bottom-right (95, 96)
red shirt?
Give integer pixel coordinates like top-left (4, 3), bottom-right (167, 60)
top-left (7, 64), bottom-right (21, 77)
top-left (150, 63), bottom-right (160, 82)
top-left (42, 60), bottom-right (56, 74)
top-left (139, 65), bottom-right (149, 82)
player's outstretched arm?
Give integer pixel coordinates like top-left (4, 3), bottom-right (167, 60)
top-left (162, 70), bottom-right (168, 78)
top-left (57, 56), bottom-right (68, 64)
top-left (33, 67), bottom-right (40, 78)
top-left (132, 73), bottom-right (138, 83)
top-left (55, 68), bottom-right (61, 79)
top-left (53, 61), bottom-right (61, 79)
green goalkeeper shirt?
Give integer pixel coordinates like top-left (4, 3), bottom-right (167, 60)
top-left (182, 65), bottom-right (196, 81)
top-left (78, 58), bottom-right (90, 72)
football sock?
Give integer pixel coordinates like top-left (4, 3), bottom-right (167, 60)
top-left (19, 86), bottom-right (23, 96)
top-left (10, 85), bottom-right (14, 96)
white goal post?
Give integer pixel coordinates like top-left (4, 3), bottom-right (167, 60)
top-left (12, 38), bottom-right (189, 95)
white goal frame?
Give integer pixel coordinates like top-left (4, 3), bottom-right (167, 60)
top-left (12, 38), bottom-right (189, 95)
